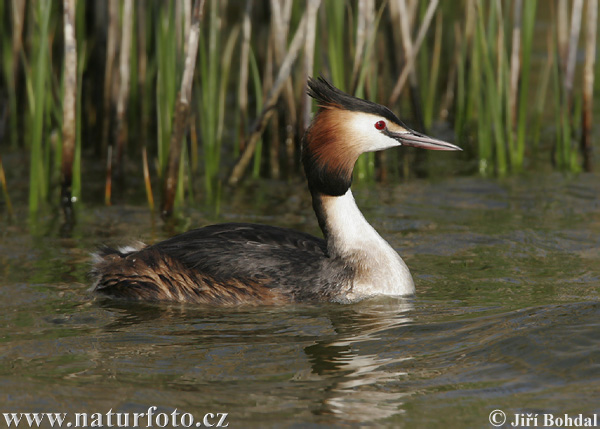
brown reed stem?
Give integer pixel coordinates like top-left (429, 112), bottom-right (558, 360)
top-left (509, 0), bottom-right (522, 127)
top-left (564, 0), bottom-right (583, 107)
top-left (302, 0), bottom-right (320, 132)
top-left (10, 0), bottom-right (25, 81)
top-left (228, 11), bottom-right (308, 186)
top-left (101, 0), bottom-right (118, 153)
top-left (270, 0), bottom-right (297, 178)
top-left (142, 146), bottom-right (155, 211)
top-left (268, 5), bottom-right (283, 179)
top-left (115, 0), bottom-right (133, 176)
top-left (495, 0), bottom-right (505, 102)
top-left (0, 154), bottom-right (14, 218)
top-left (161, 0), bottom-right (205, 220)
top-left (439, 22), bottom-right (461, 121)
top-left (61, 0), bottom-right (77, 226)
top-left (238, 0), bottom-right (253, 151)
top-left (351, 0), bottom-right (374, 91)
top-left (137, 0), bottom-right (148, 146)
top-left (388, 0), bottom-right (439, 107)
top-left (105, 146), bottom-right (113, 206)
top-left (557, 0), bottom-right (569, 73)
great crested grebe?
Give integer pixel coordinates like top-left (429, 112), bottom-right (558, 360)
top-left (91, 77), bottom-right (461, 304)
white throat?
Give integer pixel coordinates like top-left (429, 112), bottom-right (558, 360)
top-left (320, 189), bottom-right (415, 299)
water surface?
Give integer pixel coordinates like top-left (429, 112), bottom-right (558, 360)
top-left (1, 174), bottom-right (599, 427)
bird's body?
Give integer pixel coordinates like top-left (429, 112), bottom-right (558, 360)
top-left (91, 77), bottom-right (460, 304)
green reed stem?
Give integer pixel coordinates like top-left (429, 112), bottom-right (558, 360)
top-left (28, 0), bottom-right (52, 216)
top-left (476, 0), bottom-right (507, 175)
top-left (514, 0), bottom-right (537, 170)
top-left (156, 2), bottom-right (178, 176)
top-left (424, 13), bottom-right (442, 130)
top-left (197, 0), bottom-right (223, 200)
top-left (216, 26), bottom-right (240, 170)
top-left (532, 31), bottom-right (553, 147)
top-left (0, 1), bottom-right (17, 148)
top-left (552, 38), bottom-right (576, 171)
top-left (324, 0), bottom-right (346, 90)
top-left (72, 41), bottom-right (86, 203)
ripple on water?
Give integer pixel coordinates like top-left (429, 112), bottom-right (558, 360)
top-left (0, 174), bottom-right (599, 426)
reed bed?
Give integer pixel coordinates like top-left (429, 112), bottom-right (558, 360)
top-left (0, 0), bottom-right (597, 221)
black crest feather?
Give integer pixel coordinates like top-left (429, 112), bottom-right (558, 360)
top-left (307, 76), bottom-right (401, 124)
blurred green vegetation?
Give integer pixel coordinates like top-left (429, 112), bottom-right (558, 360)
top-left (0, 0), bottom-right (597, 218)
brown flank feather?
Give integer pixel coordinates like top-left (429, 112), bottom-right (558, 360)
top-left (92, 248), bottom-right (288, 305)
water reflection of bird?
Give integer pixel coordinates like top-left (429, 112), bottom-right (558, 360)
top-left (91, 77), bottom-right (460, 304)
top-left (299, 300), bottom-right (415, 422)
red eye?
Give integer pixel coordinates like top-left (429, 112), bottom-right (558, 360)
top-left (374, 120), bottom-right (386, 130)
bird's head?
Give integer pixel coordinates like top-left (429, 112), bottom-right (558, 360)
top-left (302, 77), bottom-right (461, 196)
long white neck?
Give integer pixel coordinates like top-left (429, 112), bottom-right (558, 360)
top-left (316, 189), bottom-right (415, 299)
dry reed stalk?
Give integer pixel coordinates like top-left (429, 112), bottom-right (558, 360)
top-left (557, 0), bottom-right (569, 71)
top-left (161, 0), bottom-right (205, 219)
top-left (465, 0), bottom-right (477, 44)
top-left (564, 0), bottom-right (583, 106)
top-left (388, 0), bottom-right (402, 60)
top-left (270, 106), bottom-right (281, 179)
top-left (137, 0), bottom-right (153, 207)
top-left (277, 0), bottom-right (296, 115)
top-left (183, 0), bottom-right (193, 55)
top-left (406, 0), bottom-right (418, 25)
top-left (302, 0), bottom-right (320, 131)
top-left (238, 0), bottom-right (253, 150)
top-left (190, 116), bottom-right (199, 169)
top-left (0, 154), bottom-right (14, 218)
top-left (264, 36), bottom-right (274, 102)
top-left (10, 0), bottom-right (25, 80)
top-left (176, 1), bottom-right (183, 53)
top-left (268, 2), bottom-right (284, 179)
top-left (388, 0), bottom-right (439, 107)
top-left (115, 0), bottom-right (134, 175)
top-left (352, 0), bottom-right (375, 90)
top-left (101, 0), bottom-right (119, 152)
top-left (105, 146), bottom-right (113, 206)
top-left (137, 0), bottom-right (147, 110)
top-left (397, 0), bottom-right (418, 85)
top-left (581, 0), bottom-right (597, 171)
top-left (180, 0), bottom-right (203, 107)
top-left (439, 22), bottom-right (461, 121)
top-left (533, 29), bottom-right (555, 147)
top-left (262, 37), bottom-right (274, 176)
top-left (270, 0), bottom-right (288, 60)
top-left (509, 0), bottom-right (522, 127)
top-left (495, 0), bottom-right (505, 100)
top-left (396, 0), bottom-right (422, 130)
top-left (137, 0), bottom-right (148, 152)
top-left (228, 11), bottom-right (308, 186)
top-left (184, 0), bottom-right (193, 38)
top-left (61, 0), bottom-right (77, 225)
top-left (270, 0), bottom-right (297, 178)
top-left (142, 146), bottom-right (154, 211)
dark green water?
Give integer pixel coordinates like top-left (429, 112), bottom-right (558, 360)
top-left (1, 173), bottom-right (599, 428)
